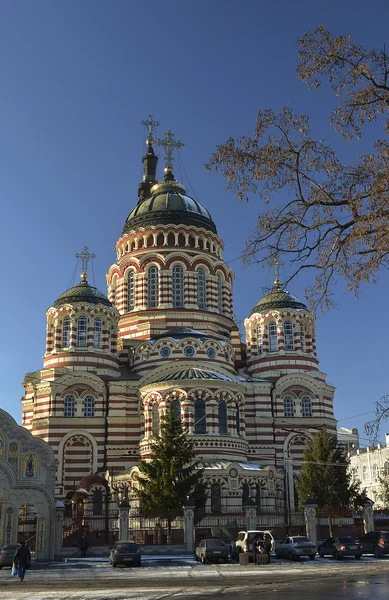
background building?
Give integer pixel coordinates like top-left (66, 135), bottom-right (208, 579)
top-left (349, 435), bottom-right (389, 506)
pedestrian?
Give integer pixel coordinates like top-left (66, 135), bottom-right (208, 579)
top-left (263, 534), bottom-right (272, 563)
top-left (253, 535), bottom-right (264, 565)
top-left (80, 534), bottom-right (89, 557)
top-left (13, 541), bottom-right (31, 582)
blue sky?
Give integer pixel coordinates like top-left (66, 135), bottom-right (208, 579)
top-left (1, 0), bottom-right (388, 444)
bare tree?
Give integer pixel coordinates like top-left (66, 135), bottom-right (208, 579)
top-left (365, 395), bottom-right (389, 444)
top-left (207, 26), bottom-right (389, 312)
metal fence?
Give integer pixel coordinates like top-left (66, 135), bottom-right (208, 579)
top-left (128, 509), bottom-right (185, 545)
top-left (63, 509), bottom-right (119, 547)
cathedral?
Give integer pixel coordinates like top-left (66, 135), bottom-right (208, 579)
top-left (21, 119), bottom-right (336, 517)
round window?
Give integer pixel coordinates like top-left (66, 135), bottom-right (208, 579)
top-left (207, 347), bottom-right (216, 359)
top-left (183, 345), bottom-right (195, 357)
top-left (160, 347), bottom-right (171, 358)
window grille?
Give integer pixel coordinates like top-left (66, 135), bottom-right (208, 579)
top-left (128, 270), bottom-right (135, 311)
top-left (93, 490), bottom-right (103, 515)
top-left (83, 395), bottom-right (95, 417)
top-left (76, 316), bottom-right (88, 347)
top-left (242, 483), bottom-right (250, 507)
top-left (171, 398), bottom-right (181, 433)
top-left (301, 396), bottom-right (312, 418)
top-left (300, 331), bottom-right (305, 351)
top-left (197, 268), bottom-right (207, 309)
top-left (217, 275), bottom-right (223, 314)
top-left (257, 324), bottom-right (262, 354)
top-left (211, 483), bottom-right (221, 513)
top-left (236, 406), bottom-right (240, 436)
top-left (64, 395), bottom-right (75, 417)
top-left (62, 317), bottom-right (70, 348)
top-left (147, 266), bottom-right (159, 308)
top-left (284, 321), bottom-right (294, 350)
top-left (283, 396), bottom-right (294, 417)
top-left (194, 399), bottom-right (206, 434)
top-left (268, 322), bottom-right (277, 352)
top-left (152, 403), bottom-right (160, 436)
top-left (172, 265), bottom-right (184, 308)
top-left (93, 317), bottom-right (102, 348)
top-left (218, 400), bottom-right (227, 434)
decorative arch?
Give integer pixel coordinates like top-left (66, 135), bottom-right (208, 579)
top-left (57, 431), bottom-right (98, 485)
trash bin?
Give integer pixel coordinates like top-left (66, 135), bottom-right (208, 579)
top-left (239, 552), bottom-right (250, 565)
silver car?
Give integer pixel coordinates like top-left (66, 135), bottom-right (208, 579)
top-left (275, 536), bottom-right (317, 560)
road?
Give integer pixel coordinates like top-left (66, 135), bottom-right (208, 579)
top-left (1, 555), bottom-right (389, 599)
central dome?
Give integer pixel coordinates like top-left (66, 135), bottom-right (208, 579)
top-left (123, 179), bottom-right (217, 235)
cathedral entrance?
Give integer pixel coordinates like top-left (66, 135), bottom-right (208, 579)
top-left (17, 504), bottom-right (37, 550)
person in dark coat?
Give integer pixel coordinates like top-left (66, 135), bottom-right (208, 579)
top-left (13, 541), bottom-right (31, 581)
top-left (80, 534), bottom-right (89, 557)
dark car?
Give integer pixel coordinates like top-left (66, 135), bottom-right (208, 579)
top-left (194, 538), bottom-right (228, 563)
top-left (0, 544), bottom-right (19, 569)
top-left (358, 531), bottom-right (389, 558)
top-left (317, 536), bottom-right (362, 560)
top-left (109, 540), bottom-right (141, 567)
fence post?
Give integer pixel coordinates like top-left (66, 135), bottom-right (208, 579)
top-left (119, 499), bottom-right (130, 540)
top-left (363, 500), bottom-right (375, 534)
top-left (244, 499), bottom-right (257, 531)
top-left (54, 501), bottom-right (65, 559)
top-left (183, 499), bottom-right (195, 553)
top-left (303, 501), bottom-right (317, 545)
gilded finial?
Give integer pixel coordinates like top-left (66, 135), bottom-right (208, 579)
top-left (75, 246), bottom-right (96, 283)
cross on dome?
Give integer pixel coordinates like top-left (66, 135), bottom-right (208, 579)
top-left (269, 254), bottom-right (284, 289)
top-left (141, 114), bottom-right (160, 145)
top-left (157, 129), bottom-right (184, 173)
top-left (75, 246), bottom-right (96, 282)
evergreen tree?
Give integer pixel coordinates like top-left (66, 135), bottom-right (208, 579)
top-left (135, 406), bottom-right (205, 518)
top-left (296, 428), bottom-right (365, 535)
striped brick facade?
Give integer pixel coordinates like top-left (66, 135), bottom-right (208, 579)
top-left (20, 147), bottom-right (336, 513)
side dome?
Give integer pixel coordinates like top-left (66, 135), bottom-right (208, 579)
top-left (251, 288), bottom-right (308, 315)
top-left (123, 178), bottom-right (217, 235)
top-left (52, 281), bottom-right (112, 309)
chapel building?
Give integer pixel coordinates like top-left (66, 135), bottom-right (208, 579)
top-left (21, 125), bottom-right (337, 513)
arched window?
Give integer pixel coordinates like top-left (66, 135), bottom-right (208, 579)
top-left (197, 268), bottom-right (207, 310)
top-left (301, 396), bottom-right (312, 418)
top-left (217, 275), bottom-right (223, 314)
top-left (76, 316), bottom-right (88, 347)
top-left (64, 395), bottom-right (76, 418)
top-left (257, 324), bottom-right (262, 354)
top-left (211, 483), bottom-right (221, 514)
top-left (152, 403), bottom-right (160, 436)
top-left (172, 265), bottom-right (184, 308)
top-left (268, 322), bottom-right (277, 352)
top-left (128, 270), bottom-right (135, 311)
top-left (194, 399), bottom-right (206, 434)
top-left (362, 465), bottom-right (368, 481)
top-left (62, 316), bottom-right (70, 348)
top-left (107, 327), bottom-right (112, 352)
top-left (384, 461), bottom-right (389, 475)
top-left (373, 464), bottom-right (379, 480)
top-left (93, 317), bottom-right (102, 348)
top-left (147, 266), bottom-right (159, 308)
top-left (83, 395), bottom-right (95, 417)
top-left (171, 398), bottom-right (181, 433)
top-left (284, 396), bottom-right (294, 417)
top-left (300, 331), bottom-right (305, 351)
top-left (93, 490), bottom-right (103, 515)
top-left (284, 320), bottom-right (294, 350)
top-left (236, 405), bottom-right (240, 436)
top-left (218, 400), bottom-right (227, 434)
top-left (242, 483), bottom-right (250, 507)
top-left (111, 276), bottom-right (117, 307)
top-left (255, 485), bottom-right (261, 510)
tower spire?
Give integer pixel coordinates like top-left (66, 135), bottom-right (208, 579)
top-left (156, 129), bottom-right (184, 179)
top-left (138, 115), bottom-right (159, 202)
top-left (75, 246), bottom-right (95, 283)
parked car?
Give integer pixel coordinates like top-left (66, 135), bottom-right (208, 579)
top-left (317, 536), bottom-right (362, 559)
top-left (235, 530), bottom-right (275, 557)
top-left (358, 531), bottom-right (389, 558)
top-left (109, 540), bottom-right (141, 567)
top-left (275, 536), bottom-right (317, 560)
top-left (0, 544), bottom-right (19, 569)
top-left (195, 538), bottom-right (228, 563)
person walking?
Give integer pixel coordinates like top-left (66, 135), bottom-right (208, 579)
top-left (80, 534), bottom-right (89, 557)
top-left (13, 541), bottom-right (31, 582)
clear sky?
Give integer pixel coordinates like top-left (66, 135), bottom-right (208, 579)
top-left (1, 0), bottom-right (388, 444)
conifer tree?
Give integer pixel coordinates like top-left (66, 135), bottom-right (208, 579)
top-left (296, 428), bottom-right (365, 535)
top-left (135, 406), bottom-right (206, 518)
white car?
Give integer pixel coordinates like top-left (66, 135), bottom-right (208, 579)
top-left (275, 536), bottom-right (317, 560)
top-left (234, 530), bottom-right (275, 556)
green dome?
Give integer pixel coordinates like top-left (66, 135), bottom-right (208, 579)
top-left (123, 180), bottom-right (216, 235)
top-left (251, 288), bottom-right (308, 315)
top-left (52, 281), bottom-right (112, 309)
